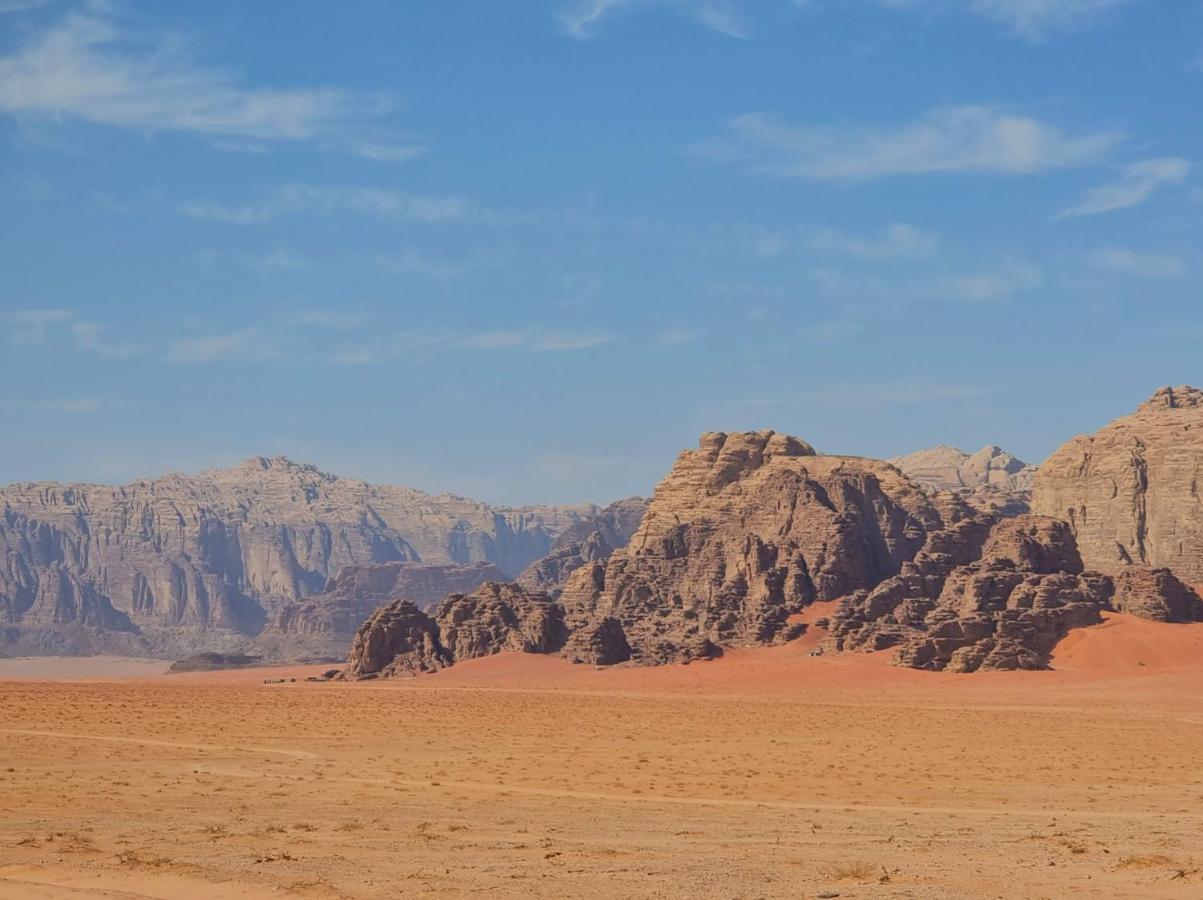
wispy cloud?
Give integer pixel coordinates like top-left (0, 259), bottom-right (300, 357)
top-left (559, 0), bottom-right (748, 38)
top-left (957, 0), bottom-right (1131, 39)
top-left (699, 105), bottom-right (1118, 180)
top-left (166, 327), bottom-right (278, 363)
top-left (180, 184), bottom-right (468, 225)
top-left (291, 310), bottom-right (374, 330)
top-left (1085, 247), bottom-right (1187, 279)
top-left (376, 249), bottom-right (502, 280)
top-left (0, 9), bottom-right (392, 144)
top-left (810, 259), bottom-right (1042, 303)
top-left (658, 327), bottom-right (705, 345)
top-left (329, 328), bottom-right (613, 365)
top-left (808, 222), bottom-right (939, 259)
top-left (1058, 157), bottom-right (1190, 218)
top-left (4, 309), bottom-right (134, 357)
top-left (4, 308), bottom-right (74, 344)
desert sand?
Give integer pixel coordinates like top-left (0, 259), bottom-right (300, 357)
top-left (2, 615), bottom-right (1202, 899)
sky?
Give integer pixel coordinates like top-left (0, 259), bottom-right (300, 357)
top-left (1, 0), bottom-right (1200, 505)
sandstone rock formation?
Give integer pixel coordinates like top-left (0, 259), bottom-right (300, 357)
top-left (1032, 386), bottom-right (1203, 584)
top-left (516, 497), bottom-right (647, 596)
top-left (554, 431), bottom-right (944, 665)
top-left (890, 445), bottom-right (1037, 516)
top-left (343, 582), bottom-right (566, 679)
top-left (1111, 567), bottom-right (1203, 623)
top-left (825, 515), bottom-right (1114, 671)
top-left (254, 561), bottom-right (505, 661)
top-left (0, 457), bottom-right (597, 658)
top-left (342, 601), bottom-right (451, 679)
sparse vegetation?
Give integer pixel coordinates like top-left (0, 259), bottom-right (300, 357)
top-left (820, 859), bottom-right (881, 882)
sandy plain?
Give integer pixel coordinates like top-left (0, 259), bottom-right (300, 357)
top-left (1, 613), bottom-right (1202, 899)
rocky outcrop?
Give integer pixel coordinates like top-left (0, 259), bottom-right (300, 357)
top-left (555, 431), bottom-right (944, 665)
top-left (435, 582), bottom-right (568, 659)
top-left (342, 582), bottom-right (566, 678)
top-left (254, 561), bottom-right (504, 661)
top-left (0, 457), bottom-right (596, 657)
top-left (1032, 386), bottom-right (1203, 585)
top-left (516, 497), bottom-right (648, 597)
top-left (890, 445), bottom-right (1036, 516)
top-left (342, 601), bottom-right (450, 679)
top-left (827, 515), bottom-right (1114, 672)
top-left (1111, 567), bottom-right (1203, 623)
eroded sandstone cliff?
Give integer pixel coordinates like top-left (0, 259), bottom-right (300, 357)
top-left (1032, 386), bottom-right (1203, 583)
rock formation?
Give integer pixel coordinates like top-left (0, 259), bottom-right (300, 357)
top-left (825, 515), bottom-right (1114, 671)
top-left (890, 445), bottom-right (1037, 516)
top-left (553, 431), bottom-right (944, 665)
top-left (1110, 567), bottom-right (1203, 623)
top-left (516, 497), bottom-right (647, 596)
top-left (343, 601), bottom-right (451, 679)
top-left (1032, 386), bottom-right (1203, 584)
top-left (0, 457), bottom-right (597, 657)
top-left (254, 561), bottom-right (505, 661)
top-left (342, 582), bottom-right (566, 679)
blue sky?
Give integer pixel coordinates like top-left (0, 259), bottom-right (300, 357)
top-left (1, 0), bottom-right (1200, 504)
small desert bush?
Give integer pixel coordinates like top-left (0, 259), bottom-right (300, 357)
top-left (820, 859), bottom-right (880, 881)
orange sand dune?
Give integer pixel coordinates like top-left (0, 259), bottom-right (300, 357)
top-left (1052, 612), bottom-right (1203, 674)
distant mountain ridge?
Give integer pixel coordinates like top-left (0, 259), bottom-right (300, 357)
top-left (889, 444), bottom-right (1037, 515)
top-left (0, 456), bottom-right (605, 658)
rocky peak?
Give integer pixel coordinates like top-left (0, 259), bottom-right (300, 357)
top-left (1032, 384), bottom-right (1203, 582)
top-left (1137, 385), bottom-right (1203, 413)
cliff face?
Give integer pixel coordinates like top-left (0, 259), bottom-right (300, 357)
top-left (0, 457), bottom-right (595, 657)
top-left (1031, 386), bottom-right (1203, 584)
top-left (555, 431), bottom-right (944, 665)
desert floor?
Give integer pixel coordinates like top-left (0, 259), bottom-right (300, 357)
top-left (2, 613), bottom-right (1203, 899)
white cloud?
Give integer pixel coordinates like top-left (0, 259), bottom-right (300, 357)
top-left (0, 9), bottom-right (390, 142)
top-left (1085, 247), bottom-right (1187, 279)
top-left (658, 327), bottom-right (705, 345)
top-left (1058, 157), bottom-right (1190, 218)
top-left (960, 0), bottom-right (1130, 39)
top-left (291, 310), bottom-right (373, 330)
top-left (166, 327), bottom-right (277, 363)
top-left (4, 309), bottom-right (134, 356)
top-left (808, 222), bottom-right (939, 259)
top-left (180, 184), bottom-right (468, 225)
top-left (810, 259), bottom-right (1042, 303)
top-left (353, 142), bottom-right (426, 163)
top-left (930, 260), bottom-right (1043, 301)
top-left (27, 398), bottom-right (101, 413)
top-left (376, 249), bottom-right (500, 280)
top-left (328, 328), bottom-right (613, 364)
top-left (559, 0), bottom-right (748, 38)
top-left (699, 105), bottom-right (1118, 180)
top-left (4, 308), bottom-right (73, 344)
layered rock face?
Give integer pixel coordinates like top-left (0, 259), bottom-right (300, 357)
top-left (555, 431), bottom-right (944, 665)
top-left (254, 561), bottom-right (505, 661)
top-left (343, 582), bottom-right (566, 679)
top-left (0, 457), bottom-right (595, 657)
top-left (343, 601), bottom-right (451, 679)
top-left (1032, 386), bottom-right (1203, 584)
top-left (890, 445), bottom-right (1037, 516)
top-left (1111, 568), bottom-right (1203, 623)
top-left (516, 497), bottom-right (647, 596)
top-left (826, 515), bottom-right (1114, 671)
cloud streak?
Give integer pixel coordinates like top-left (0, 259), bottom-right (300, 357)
top-left (180, 184), bottom-right (469, 225)
top-left (0, 9), bottom-right (391, 143)
top-left (699, 106), bottom-right (1118, 180)
top-left (559, 0), bottom-right (748, 38)
top-left (1058, 157), bottom-right (1190, 218)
